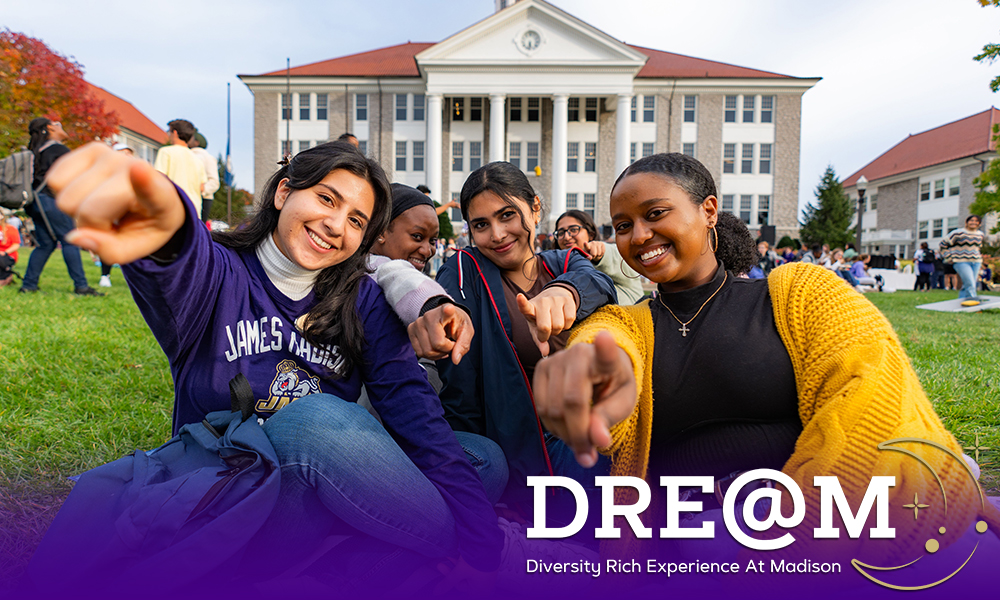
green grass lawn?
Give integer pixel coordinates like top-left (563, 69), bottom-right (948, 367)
top-left (0, 249), bottom-right (998, 584)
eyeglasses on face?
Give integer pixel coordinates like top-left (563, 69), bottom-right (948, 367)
top-left (553, 224), bottom-right (582, 238)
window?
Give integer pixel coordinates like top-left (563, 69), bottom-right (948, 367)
top-left (724, 96), bottom-right (737, 122)
top-left (585, 142), bottom-right (596, 172)
top-left (947, 216), bottom-right (959, 230)
top-left (584, 193), bottom-right (596, 218)
top-left (757, 195), bottom-right (770, 225)
top-left (586, 97), bottom-right (598, 122)
top-left (918, 221), bottom-right (929, 239)
top-left (452, 141), bottom-right (463, 171)
top-left (759, 143), bottom-right (772, 174)
top-left (298, 140), bottom-right (311, 153)
top-left (739, 195), bottom-right (752, 224)
top-left (642, 142), bottom-right (654, 158)
top-left (742, 95), bottom-right (755, 123)
top-left (509, 97), bottom-right (522, 122)
top-left (527, 97), bottom-right (540, 122)
top-left (721, 194), bottom-right (734, 213)
top-left (299, 94), bottom-right (310, 120)
top-left (566, 193), bottom-right (578, 210)
top-left (567, 142), bottom-right (579, 172)
top-left (723, 143), bottom-right (736, 173)
top-left (281, 140), bottom-right (292, 158)
top-left (396, 94), bottom-right (408, 121)
top-left (630, 142), bottom-right (636, 163)
top-left (741, 144), bottom-right (754, 174)
top-left (451, 97), bottom-right (464, 121)
top-left (395, 141), bottom-right (407, 172)
top-left (683, 96), bottom-right (696, 122)
top-left (568, 98), bottom-right (580, 122)
top-left (934, 179), bottom-right (945, 199)
top-left (870, 193), bottom-right (878, 210)
top-left (761, 96), bottom-right (774, 123)
top-left (509, 142), bottom-right (521, 169)
top-left (358, 140), bottom-right (367, 155)
top-left (682, 143), bottom-right (695, 157)
top-left (932, 218), bottom-right (944, 238)
top-left (630, 96), bottom-right (637, 122)
top-left (412, 141), bottom-right (424, 171)
top-left (281, 94), bottom-right (292, 120)
top-left (643, 96), bottom-right (655, 122)
top-left (919, 182), bottom-right (930, 201)
top-left (949, 176), bottom-right (959, 196)
top-left (316, 94), bottom-right (328, 120)
top-left (450, 193), bottom-right (462, 221)
top-left (527, 142), bottom-right (539, 170)
top-left (469, 141), bottom-right (482, 170)
top-left (413, 94), bottom-right (425, 121)
top-left (356, 94), bottom-right (368, 121)
top-left (470, 97), bottom-right (482, 122)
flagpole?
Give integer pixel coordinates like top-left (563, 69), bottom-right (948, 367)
top-left (285, 58), bottom-right (291, 160)
top-left (226, 82), bottom-right (232, 225)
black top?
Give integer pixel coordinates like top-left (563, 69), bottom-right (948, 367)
top-left (648, 262), bottom-right (801, 480)
top-left (33, 143), bottom-right (70, 195)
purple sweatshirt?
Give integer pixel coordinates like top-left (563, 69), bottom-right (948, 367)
top-left (122, 192), bottom-right (503, 570)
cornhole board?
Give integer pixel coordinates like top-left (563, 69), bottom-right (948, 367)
top-left (916, 295), bottom-right (1000, 313)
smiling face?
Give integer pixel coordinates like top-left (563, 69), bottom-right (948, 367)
top-left (966, 216), bottom-right (981, 230)
top-left (554, 215), bottom-right (592, 250)
top-left (610, 172), bottom-right (719, 292)
top-left (271, 168), bottom-right (375, 271)
top-left (467, 190), bottom-right (539, 275)
top-left (374, 204), bottom-right (439, 270)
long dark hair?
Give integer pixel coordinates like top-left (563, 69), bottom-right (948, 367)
top-left (554, 209), bottom-right (598, 249)
top-left (459, 161), bottom-right (539, 236)
top-left (213, 141), bottom-right (391, 376)
top-left (28, 118), bottom-right (52, 158)
top-left (612, 153), bottom-right (760, 275)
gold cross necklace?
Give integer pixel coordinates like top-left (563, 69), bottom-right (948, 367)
top-left (657, 272), bottom-right (728, 337)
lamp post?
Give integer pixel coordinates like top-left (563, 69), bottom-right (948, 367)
top-left (855, 175), bottom-right (868, 253)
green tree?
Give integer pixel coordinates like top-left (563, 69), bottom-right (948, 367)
top-left (799, 165), bottom-right (855, 248)
top-left (435, 201), bottom-right (455, 240)
top-left (972, 2), bottom-right (1000, 231)
top-left (209, 154), bottom-right (253, 225)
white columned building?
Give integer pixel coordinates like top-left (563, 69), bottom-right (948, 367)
top-left (240, 0), bottom-right (819, 239)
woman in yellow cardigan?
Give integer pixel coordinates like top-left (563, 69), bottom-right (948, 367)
top-left (533, 153), bottom-right (999, 580)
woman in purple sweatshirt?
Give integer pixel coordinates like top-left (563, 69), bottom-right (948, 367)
top-left (47, 141), bottom-right (503, 588)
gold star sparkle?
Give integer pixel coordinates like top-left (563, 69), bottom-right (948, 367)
top-left (964, 434), bottom-right (991, 464)
top-left (902, 493), bottom-right (930, 521)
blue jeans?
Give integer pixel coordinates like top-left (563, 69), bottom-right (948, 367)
top-left (251, 395), bottom-right (502, 576)
top-left (954, 261), bottom-right (981, 299)
top-left (22, 192), bottom-right (89, 290)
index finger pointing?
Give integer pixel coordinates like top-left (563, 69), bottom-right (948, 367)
top-left (45, 142), bottom-right (113, 196)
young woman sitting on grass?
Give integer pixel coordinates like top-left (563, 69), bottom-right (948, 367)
top-left (533, 153), bottom-right (1000, 574)
top-left (552, 209), bottom-right (644, 304)
top-left (46, 141), bottom-right (503, 589)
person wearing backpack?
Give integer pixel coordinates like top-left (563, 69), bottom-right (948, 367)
top-left (19, 118), bottom-right (103, 295)
top-left (44, 140), bottom-right (515, 592)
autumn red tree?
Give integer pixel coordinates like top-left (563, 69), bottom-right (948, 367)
top-left (0, 30), bottom-right (118, 157)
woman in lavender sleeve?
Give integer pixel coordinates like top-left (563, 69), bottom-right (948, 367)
top-left (46, 141), bottom-right (503, 591)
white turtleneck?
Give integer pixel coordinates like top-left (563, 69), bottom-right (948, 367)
top-left (256, 233), bottom-right (319, 301)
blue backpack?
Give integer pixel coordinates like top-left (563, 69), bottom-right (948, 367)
top-left (25, 375), bottom-right (280, 595)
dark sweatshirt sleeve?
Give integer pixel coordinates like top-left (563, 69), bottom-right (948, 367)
top-left (547, 249), bottom-right (618, 320)
top-left (357, 282), bottom-right (503, 571)
top-left (122, 184), bottom-right (229, 363)
top-left (433, 255), bottom-right (486, 435)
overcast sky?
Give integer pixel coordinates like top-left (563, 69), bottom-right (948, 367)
top-left (4, 0), bottom-right (999, 216)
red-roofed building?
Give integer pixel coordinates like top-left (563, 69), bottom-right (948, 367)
top-left (842, 109), bottom-right (998, 257)
top-left (239, 0), bottom-right (819, 237)
top-left (86, 82), bottom-right (166, 164)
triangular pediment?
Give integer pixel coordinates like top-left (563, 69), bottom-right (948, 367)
top-left (416, 0), bottom-right (647, 69)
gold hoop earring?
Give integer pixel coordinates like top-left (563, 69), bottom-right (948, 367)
top-left (709, 226), bottom-right (718, 254)
top-left (619, 259), bottom-right (640, 280)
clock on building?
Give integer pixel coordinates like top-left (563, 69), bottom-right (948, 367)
top-left (520, 30), bottom-right (541, 52)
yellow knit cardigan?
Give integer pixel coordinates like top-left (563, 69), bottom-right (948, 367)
top-left (566, 262), bottom-right (1000, 563)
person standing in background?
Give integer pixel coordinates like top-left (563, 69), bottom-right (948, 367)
top-left (19, 118), bottom-right (103, 296)
top-left (188, 132), bottom-right (220, 224)
top-left (939, 215), bottom-right (984, 299)
top-left (154, 119), bottom-right (205, 217)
